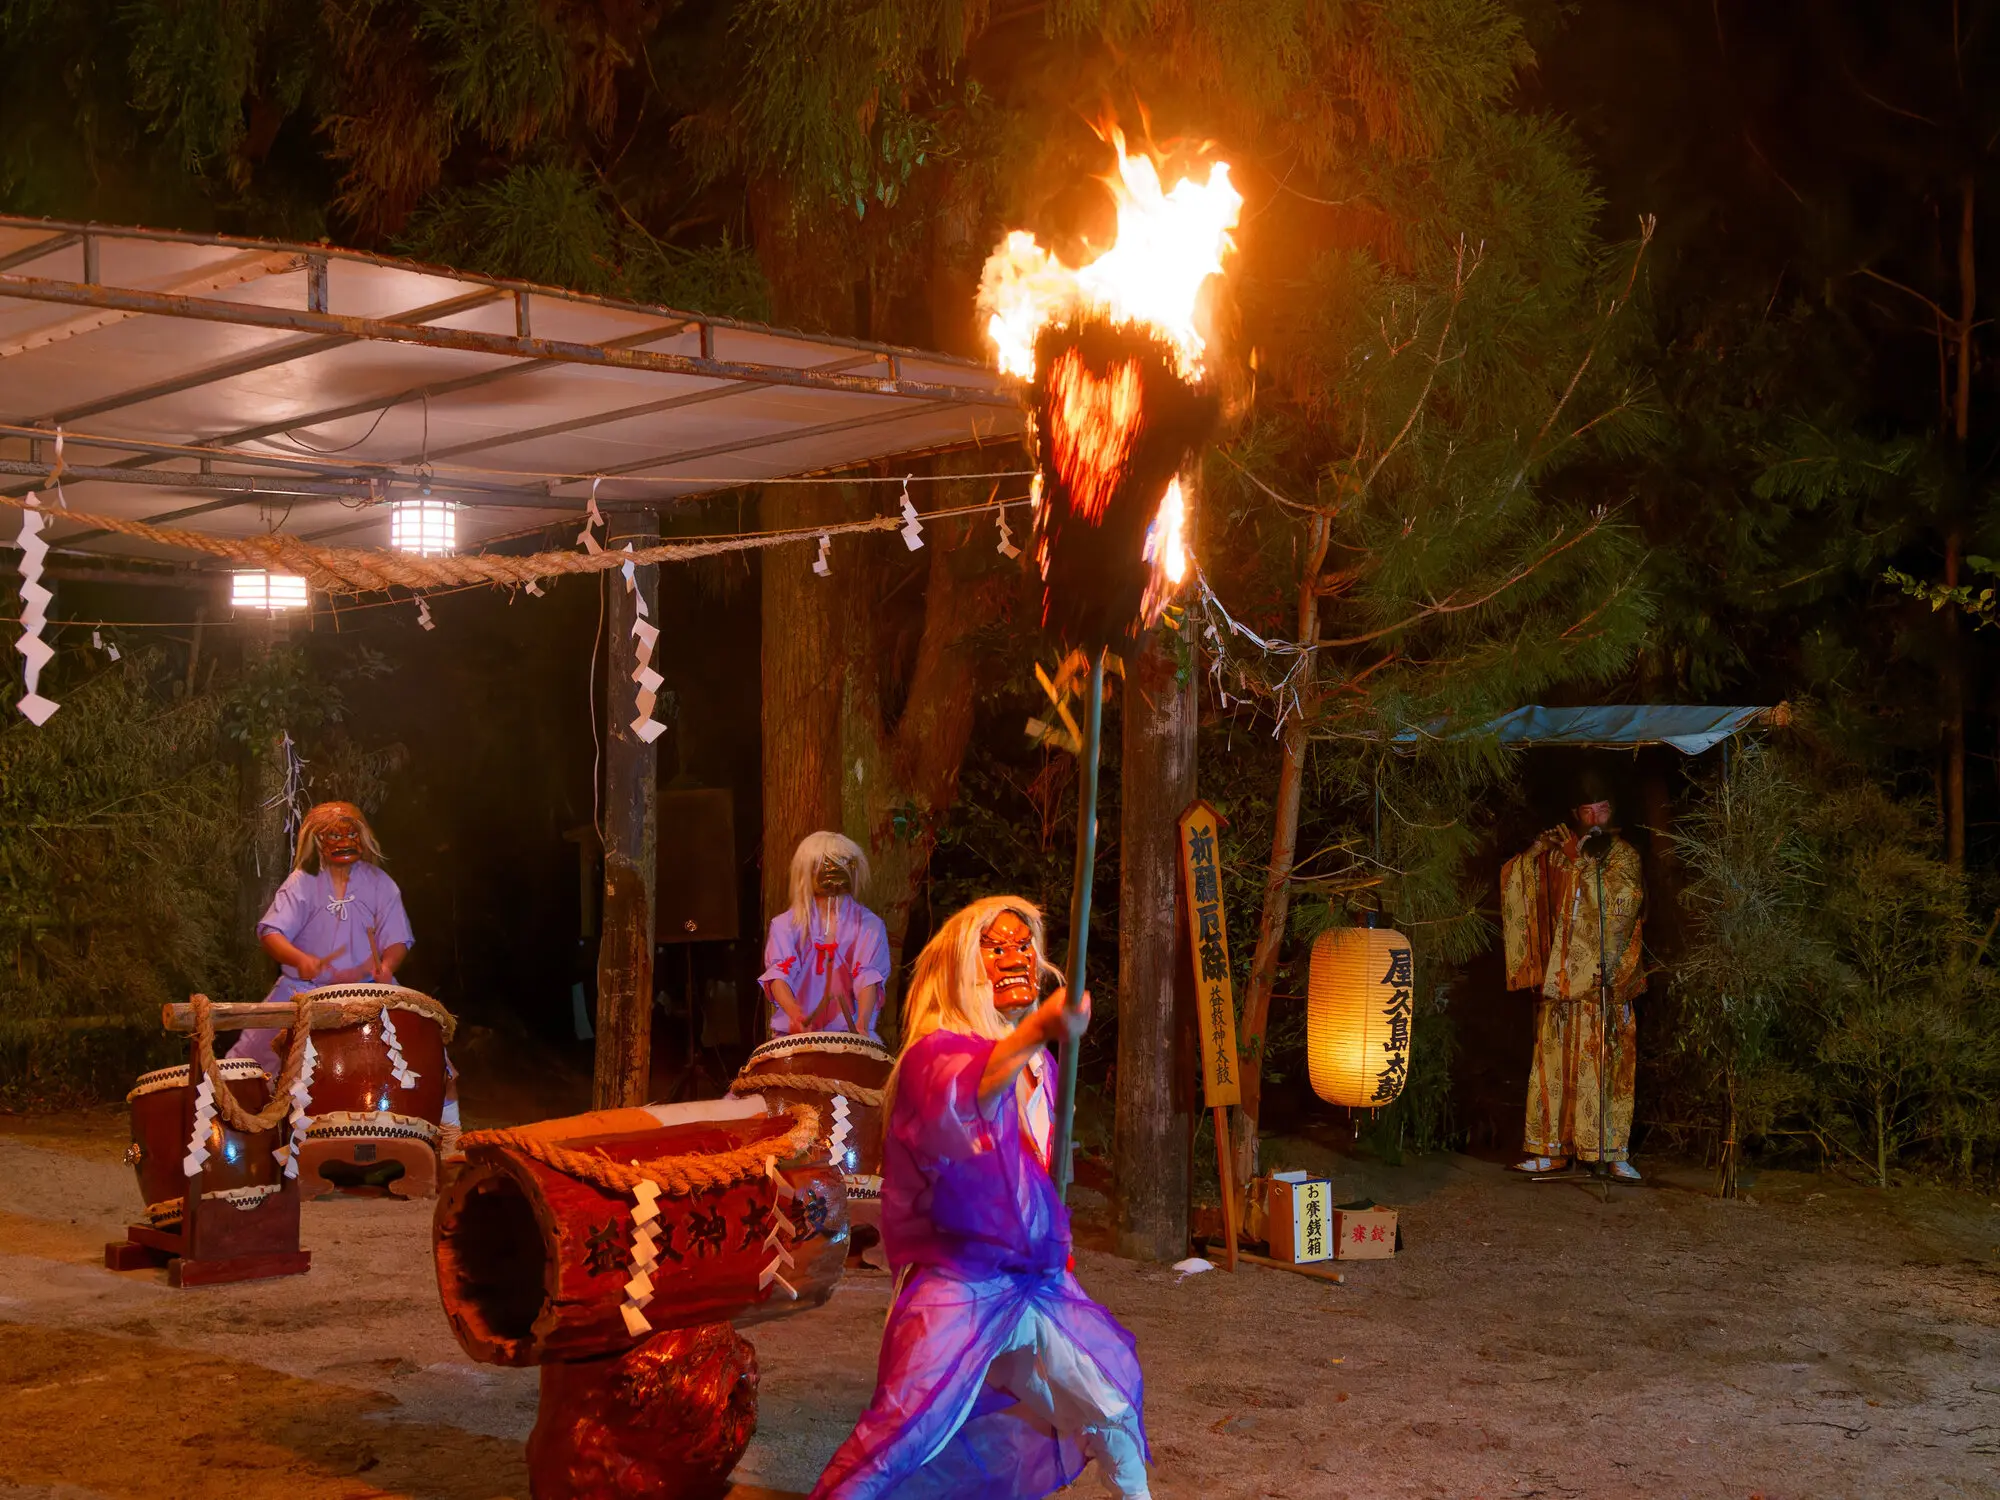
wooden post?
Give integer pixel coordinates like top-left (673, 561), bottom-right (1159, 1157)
top-left (594, 509), bottom-right (661, 1110)
top-left (1114, 622), bottom-right (1196, 1261)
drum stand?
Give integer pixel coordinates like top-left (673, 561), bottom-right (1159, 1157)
top-left (105, 1029), bottom-right (312, 1286)
top-left (299, 1127), bottom-right (438, 1199)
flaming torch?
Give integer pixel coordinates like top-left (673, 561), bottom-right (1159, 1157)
top-left (978, 129), bottom-right (1242, 1200)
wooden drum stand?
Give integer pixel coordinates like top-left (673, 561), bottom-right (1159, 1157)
top-left (105, 997), bottom-right (316, 1287)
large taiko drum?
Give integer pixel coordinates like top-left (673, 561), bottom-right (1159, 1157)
top-left (732, 1031), bottom-right (892, 1228)
top-left (298, 983), bottom-right (455, 1176)
top-left (125, 1058), bottom-right (281, 1226)
top-left (433, 1097), bottom-right (847, 1368)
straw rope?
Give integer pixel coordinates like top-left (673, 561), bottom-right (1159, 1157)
top-left (189, 991), bottom-right (313, 1134)
top-left (458, 1103), bottom-right (821, 1197)
top-left (729, 1071), bottom-right (884, 1108)
top-left (0, 492), bottom-right (904, 596)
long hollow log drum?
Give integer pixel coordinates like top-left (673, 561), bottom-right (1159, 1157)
top-left (433, 1095), bottom-right (848, 1500)
top-left (729, 1029), bottom-right (892, 1252)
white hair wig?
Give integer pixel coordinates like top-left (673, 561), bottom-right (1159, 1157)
top-left (788, 830), bottom-right (870, 930)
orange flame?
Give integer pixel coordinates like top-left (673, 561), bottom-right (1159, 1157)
top-left (977, 128), bottom-right (1242, 382)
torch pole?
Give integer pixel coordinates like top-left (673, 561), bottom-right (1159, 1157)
top-left (1051, 647), bottom-right (1108, 1203)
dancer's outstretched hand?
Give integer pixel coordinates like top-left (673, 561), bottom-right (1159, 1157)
top-left (1034, 988), bottom-right (1091, 1044)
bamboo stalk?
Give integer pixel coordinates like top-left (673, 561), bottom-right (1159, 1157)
top-left (1050, 649), bottom-right (1107, 1203)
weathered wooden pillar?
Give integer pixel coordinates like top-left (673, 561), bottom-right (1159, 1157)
top-left (1114, 619), bottom-right (1197, 1261)
top-left (594, 509), bottom-right (661, 1110)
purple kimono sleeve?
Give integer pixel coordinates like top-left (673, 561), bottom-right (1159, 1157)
top-left (888, 1032), bottom-right (1067, 1277)
top-left (255, 871), bottom-right (312, 940)
top-left (369, 867), bottom-right (416, 951)
top-left (760, 911), bottom-right (802, 988)
top-left (852, 908), bottom-right (891, 991)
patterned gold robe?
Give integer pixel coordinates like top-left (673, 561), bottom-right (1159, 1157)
top-left (1501, 830), bottom-right (1644, 1162)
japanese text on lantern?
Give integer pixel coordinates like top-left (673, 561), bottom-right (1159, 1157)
top-left (1177, 800), bottom-right (1242, 1108)
top-left (1376, 945), bottom-right (1414, 1103)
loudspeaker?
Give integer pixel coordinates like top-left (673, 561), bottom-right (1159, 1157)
top-left (657, 788), bottom-right (740, 942)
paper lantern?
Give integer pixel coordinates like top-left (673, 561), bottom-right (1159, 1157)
top-left (1306, 912), bottom-right (1414, 1108)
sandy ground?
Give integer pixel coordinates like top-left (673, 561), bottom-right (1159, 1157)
top-left (0, 1107), bottom-right (1996, 1500)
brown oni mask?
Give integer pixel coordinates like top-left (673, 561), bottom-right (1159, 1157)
top-left (980, 910), bottom-right (1039, 1015)
top-left (813, 855), bottom-right (855, 899)
top-left (316, 818), bottom-right (364, 867)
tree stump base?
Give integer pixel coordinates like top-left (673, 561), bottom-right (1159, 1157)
top-left (527, 1323), bottom-right (759, 1500)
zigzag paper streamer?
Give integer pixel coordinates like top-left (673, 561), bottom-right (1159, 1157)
top-left (13, 495), bottom-right (59, 725)
top-left (182, 1077), bottom-right (217, 1177)
top-left (996, 506), bottom-right (1022, 560)
top-left (758, 1154), bottom-right (800, 1301)
top-left (812, 533), bottom-right (832, 577)
top-left (416, 597), bottom-right (435, 631)
top-left (623, 546), bottom-right (668, 744)
top-left (379, 1009), bottom-right (420, 1090)
top-left (828, 1093), bottom-right (852, 1165)
top-left (275, 1034), bottom-right (317, 1179)
top-left (577, 478), bottom-right (606, 554)
top-left (622, 1180), bottom-right (663, 1336)
top-left (899, 485), bottom-right (925, 551)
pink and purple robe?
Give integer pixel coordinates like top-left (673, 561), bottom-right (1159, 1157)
top-left (760, 898), bottom-right (892, 1039)
top-left (809, 1029), bottom-right (1150, 1500)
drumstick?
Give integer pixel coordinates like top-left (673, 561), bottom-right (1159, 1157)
top-left (366, 924), bottom-right (383, 980)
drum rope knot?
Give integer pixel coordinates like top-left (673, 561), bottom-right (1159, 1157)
top-left (188, 991), bottom-right (316, 1135)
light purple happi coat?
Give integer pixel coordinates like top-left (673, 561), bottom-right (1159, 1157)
top-left (760, 898), bottom-right (891, 1038)
top-left (809, 1030), bottom-right (1147, 1500)
top-left (227, 863), bottom-right (415, 1072)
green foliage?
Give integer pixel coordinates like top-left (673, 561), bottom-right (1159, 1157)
top-left (1668, 740), bottom-right (2000, 1186)
top-left (0, 651), bottom-right (239, 1102)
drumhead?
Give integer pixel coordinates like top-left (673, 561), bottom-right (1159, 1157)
top-left (746, 1031), bottom-right (892, 1066)
top-left (127, 1057), bottom-right (267, 1102)
top-left (306, 983), bottom-right (457, 1040)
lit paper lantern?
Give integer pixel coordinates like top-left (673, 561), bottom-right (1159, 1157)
top-left (1306, 912), bottom-right (1414, 1108)
top-left (390, 497), bottom-right (456, 556)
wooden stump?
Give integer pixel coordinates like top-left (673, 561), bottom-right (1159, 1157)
top-left (526, 1323), bottom-right (758, 1500)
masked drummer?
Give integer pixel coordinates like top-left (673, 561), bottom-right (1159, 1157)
top-left (228, 802), bottom-right (460, 1147)
top-left (761, 831), bottom-right (892, 1040)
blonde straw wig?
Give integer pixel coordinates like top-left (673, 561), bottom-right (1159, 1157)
top-left (788, 830), bottom-right (869, 930)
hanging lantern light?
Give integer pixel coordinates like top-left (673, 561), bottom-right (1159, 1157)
top-left (390, 497), bottom-right (456, 556)
top-left (230, 570), bottom-right (309, 613)
top-left (1306, 907), bottom-right (1415, 1108)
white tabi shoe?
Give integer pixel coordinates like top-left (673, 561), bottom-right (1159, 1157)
top-left (1605, 1160), bottom-right (1642, 1181)
top-left (1510, 1155), bottom-right (1569, 1174)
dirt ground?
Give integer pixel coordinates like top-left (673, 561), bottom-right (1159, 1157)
top-left (1, 1105), bottom-right (1996, 1500)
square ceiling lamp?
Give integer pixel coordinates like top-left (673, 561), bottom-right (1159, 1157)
top-left (391, 497), bottom-right (456, 556)
top-left (231, 570), bottom-right (310, 613)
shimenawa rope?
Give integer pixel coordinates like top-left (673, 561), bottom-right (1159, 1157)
top-left (189, 991), bottom-right (314, 1134)
top-left (729, 1072), bottom-right (885, 1108)
top-left (458, 1103), bottom-right (821, 1197)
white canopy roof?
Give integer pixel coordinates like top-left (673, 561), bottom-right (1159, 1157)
top-left (0, 218), bottom-right (1021, 567)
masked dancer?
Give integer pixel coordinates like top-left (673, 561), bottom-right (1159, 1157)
top-left (810, 895), bottom-right (1150, 1500)
top-left (762, 831), bottom-right (892, 1039)
top-left (228, 802), bottom-right (459, 1146)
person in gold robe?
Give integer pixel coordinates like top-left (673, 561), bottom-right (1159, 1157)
top-left (1500, 783), bottom-right (1645, 1180)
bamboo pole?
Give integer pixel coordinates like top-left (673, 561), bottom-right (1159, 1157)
top-left (1049, 649), bottom-right (1107, 1203)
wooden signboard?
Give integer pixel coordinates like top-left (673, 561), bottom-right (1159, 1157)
top-left (1178, 799), bottom-right (1243, 1269)
top-left (1177, 802), bottom-right (1242, 1108)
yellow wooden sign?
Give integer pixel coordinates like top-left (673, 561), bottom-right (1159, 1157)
top-left (1178, 800), bottom-right (1243, 1108)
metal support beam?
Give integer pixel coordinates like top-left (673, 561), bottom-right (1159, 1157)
top-left (581, 400), bottom-right (961, 484)
top-left (0, 273), bottom-right (1018, 408)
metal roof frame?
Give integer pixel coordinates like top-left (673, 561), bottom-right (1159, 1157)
top-left (0, 217), bottom-right (1023, 569)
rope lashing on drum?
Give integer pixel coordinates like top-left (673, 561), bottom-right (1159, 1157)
top-left (188, 991), bottom-right (315, 1135)
top-left (728, 1072), bottom-right (885, 1108)
top-left (458, 1103), bottom-right (822, 1198)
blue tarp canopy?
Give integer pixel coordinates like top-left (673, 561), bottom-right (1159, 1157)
top-left (1392, 704), bottom-right (1785, 756)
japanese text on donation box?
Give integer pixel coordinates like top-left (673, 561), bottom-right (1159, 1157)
top-left (1177, 802), bottom-right (1242, 1108)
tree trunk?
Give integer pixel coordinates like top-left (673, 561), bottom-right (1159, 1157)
top-left (1114, 621), bottom-right (1197, 1261)
top-left (1230, 512), bottom-right (1332, 1187)
top-left (594, 509), bottom-right (660, 1110)
top-left (841, 472), bottom-right (1014, 1032)
top-left (759, 485), bottom-right (855, 923)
